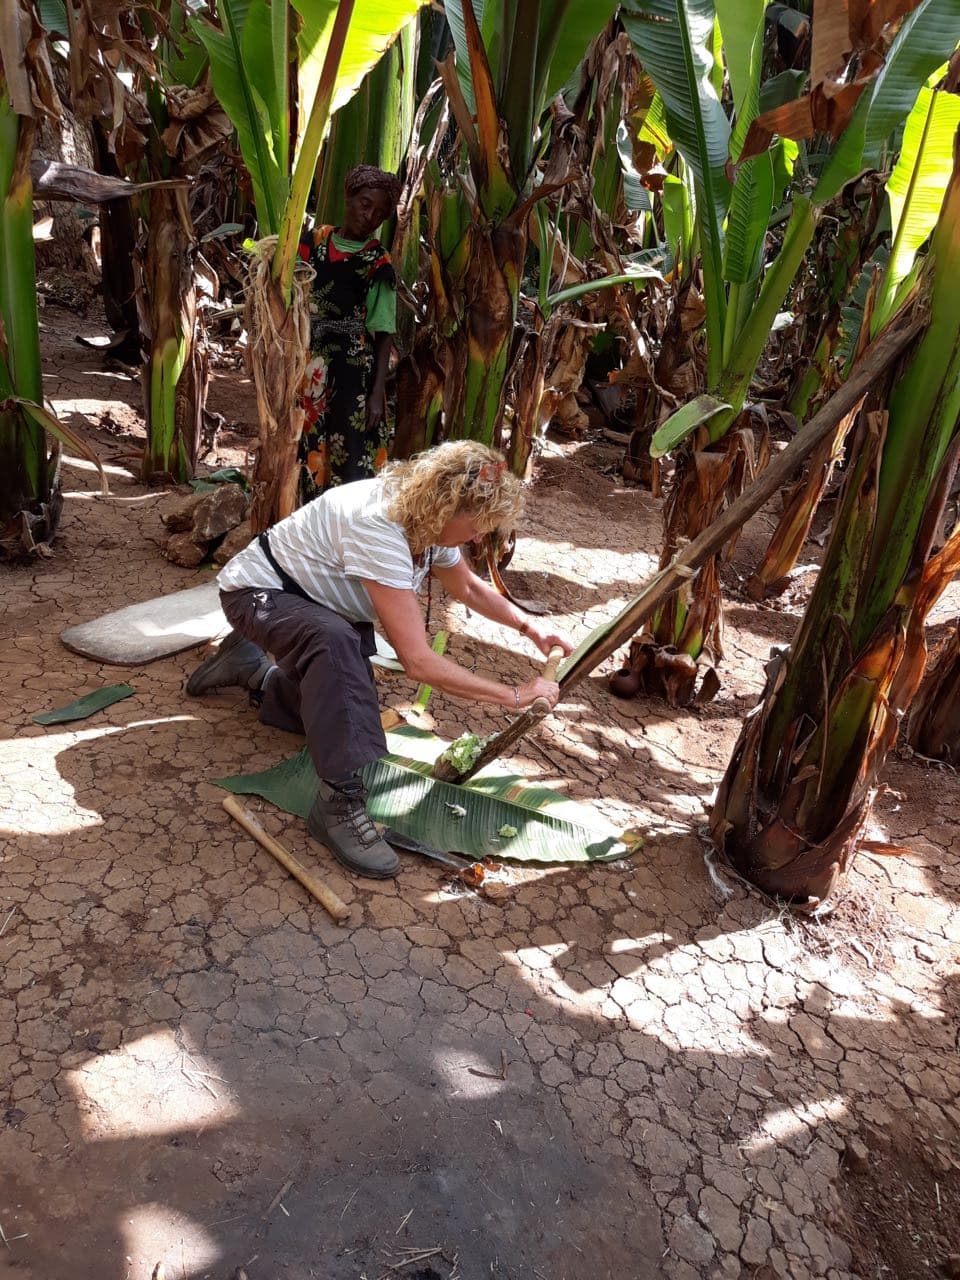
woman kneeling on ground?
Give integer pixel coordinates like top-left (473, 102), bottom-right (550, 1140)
top-left (185, 441), bottom-right (572, 880)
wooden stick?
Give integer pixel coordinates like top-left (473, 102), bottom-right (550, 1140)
top-left (432, 645), bottom-right (565, 782)
top-left (222, 796), bottom-right (351, 924)
top-left (557, 314), bottom-right (926, 692)
top-left (530, 643), bottom-right (565, 714)
top-left (438, 312), bottom-right (926, 785)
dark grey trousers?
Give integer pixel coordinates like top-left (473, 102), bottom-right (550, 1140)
top-left (220, 587), bottom-right (387, 781)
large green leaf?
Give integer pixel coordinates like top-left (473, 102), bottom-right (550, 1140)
top-left (293, 0), bottom-right (427, 157)
top-left (661, 172), bottom-right (694, 276)
top-left (621, 0), bottom-right (731, 217)
top-left (650, 393), bottom-right (732, 458)
top-left (443, 0), bottom-right (488, 111)
top-left (722, 150), bottom-right (774, 285)
top-left (716, 0), bottom-right (764, 152)
top-left (873, 86), bottom-right (960, 330)
top-left (864, 132), bottom-right (960, 632)
top-left (715, 194), bottom-right (816, 423)
top-left (758, 68), bottom-right (806, 115)
top-left (447, 0), bottom-right (617, 133)
top-left (36, 0), bottom-right (67, 38)
top-left (193, 0), bottom-right (288, 235)
top-left (215, 725), bottom-right (642, 864)
top-left (716, 0), bottom-right (776, 299)
top-left (622, 0), bottom-right (731, 386)
top-left (314, 26), bottom-right (415, 225)
top-left (836, 246), bottom-right (890, 372)
top-left (534, 0), bottom-right (620, 109)
top-left (815, 0), bottom-right (960, 205)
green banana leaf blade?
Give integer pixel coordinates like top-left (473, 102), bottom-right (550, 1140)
top-left (33, 683), bottom-right (135, 725)
top-left (215, 726), bottom-right (642, 865)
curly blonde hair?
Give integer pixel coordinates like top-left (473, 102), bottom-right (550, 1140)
top-left (382, 441), bottom-right (523, 553)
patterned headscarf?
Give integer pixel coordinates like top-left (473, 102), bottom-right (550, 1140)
top-left (344, 165), bottom-right (402, 206)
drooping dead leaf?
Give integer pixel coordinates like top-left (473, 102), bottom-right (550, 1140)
top-left (31, 159), bottom-right (188, 202)
top-left (738, 0), bottom-right (930, 161)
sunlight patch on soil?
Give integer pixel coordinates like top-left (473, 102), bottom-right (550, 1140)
top-left (61, 454), bottom-right (137, 478)
top-left (122, 1204), bottom-right (221, 1277)
top-left (2, 730), bottom-right (106, 835)
top-left (67, 1029), bottom-right (238, 1139)
top-left (744, 1093), bottom-right (848, 1153)
top-left (518, 534), bottom-right (657, 588)
top-left (2, 720), bottom-right (199, 834)
top-left (431, 1049), bottom-right (510, 1099)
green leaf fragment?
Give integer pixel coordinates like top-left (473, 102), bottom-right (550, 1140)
top-left (188, 467), bottom-right (248, 491)
top-left (650, 394), bottom-right (732, 458)
top-left (33, 684), bottom-right (135, 725)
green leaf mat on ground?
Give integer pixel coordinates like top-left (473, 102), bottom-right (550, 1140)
top-left (32, 683), bottom-right (135, 725)
top-left (216, 725), bottom-right (642, 865)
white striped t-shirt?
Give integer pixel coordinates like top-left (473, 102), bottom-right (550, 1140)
top-left (217, 477), bottom-right (460, 623)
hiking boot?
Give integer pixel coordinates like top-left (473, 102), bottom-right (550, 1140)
top-left (185, 629), bottom-right (272, 696)
top-left (307, 776), bottom-right (400, 879)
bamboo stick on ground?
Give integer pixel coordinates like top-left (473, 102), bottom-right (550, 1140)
top-left (222, 796), bottom-right (350, 924)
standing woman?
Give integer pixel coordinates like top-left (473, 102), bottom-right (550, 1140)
top-left (296, 165), bottom-right (402, 500)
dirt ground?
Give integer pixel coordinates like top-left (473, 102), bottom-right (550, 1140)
top-left (1, 301), bottom-right (959, 1280)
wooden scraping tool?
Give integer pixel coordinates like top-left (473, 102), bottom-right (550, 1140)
top-left (432, 644), bottom-right (565, 784)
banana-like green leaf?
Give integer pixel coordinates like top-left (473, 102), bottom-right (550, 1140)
top-left (837, 247), bottom-right (890, 373)
top-left (36, 0), bottom-right (67, 38)
top-left (501, 0), bottom-right (623, 183)
top-left (546, 265), bottom-right (665, 314)
top-left (33, 684), bottom-right (135, 725)
top-left (622, 0), bottom-right (731, 386)
top-left (192, 0), bottom-right (288, 235)
top-left (621, 1), bottom-right (731, 212)
top-left (293, 0), bottom-right (427, 158)
top-left (723, 150), bottom-right (774, 285)
top-left (815, 0), bottom-right (960, 205)
top-left (637, 89), bottom-right (672, 156)
top-left (865, 131), bottom-right (960, 628)
top-left (662, 172), bottom-right (694, 277)
top-left (314, 22), bottom-right (416, 225)
top-left (716, 0), bottom-right (765, 154)
top-left (873, 86), bottom-right (960, 331)
top-left (650, 394), bottom-right (732, 458)
top-left (771, 137), bottom-right (799, 207)
top-left (716, 194), bottom-right (816, 424)
top-left (15, 398), bottom-right (109, 496)
top-left (446, 0), bottom-right (617, 128)
top-left (215, 725), bottom-right (642, 864)
top-left (759, 68), bottom-right (806, 115)
top-left (716, 0), bottom-right (776, 293)
top-left (444, 0), bottom-right (488, 111)
top-left (617, 121), bottom-right (654, 213)
top-left (533, 0), bottom-right (620, 110)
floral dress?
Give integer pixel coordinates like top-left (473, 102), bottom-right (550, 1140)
top-left (296, 225), bottom-right (397, 501)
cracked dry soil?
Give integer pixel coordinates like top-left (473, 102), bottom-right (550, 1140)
top-left (1, 305), bottom-right (959, 1280)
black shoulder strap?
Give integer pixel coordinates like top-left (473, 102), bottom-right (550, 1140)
top-left (257, 530), bottom-right (317, 604)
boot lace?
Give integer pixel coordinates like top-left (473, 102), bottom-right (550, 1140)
top-left (335, 791), bottom-right (379, 847)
